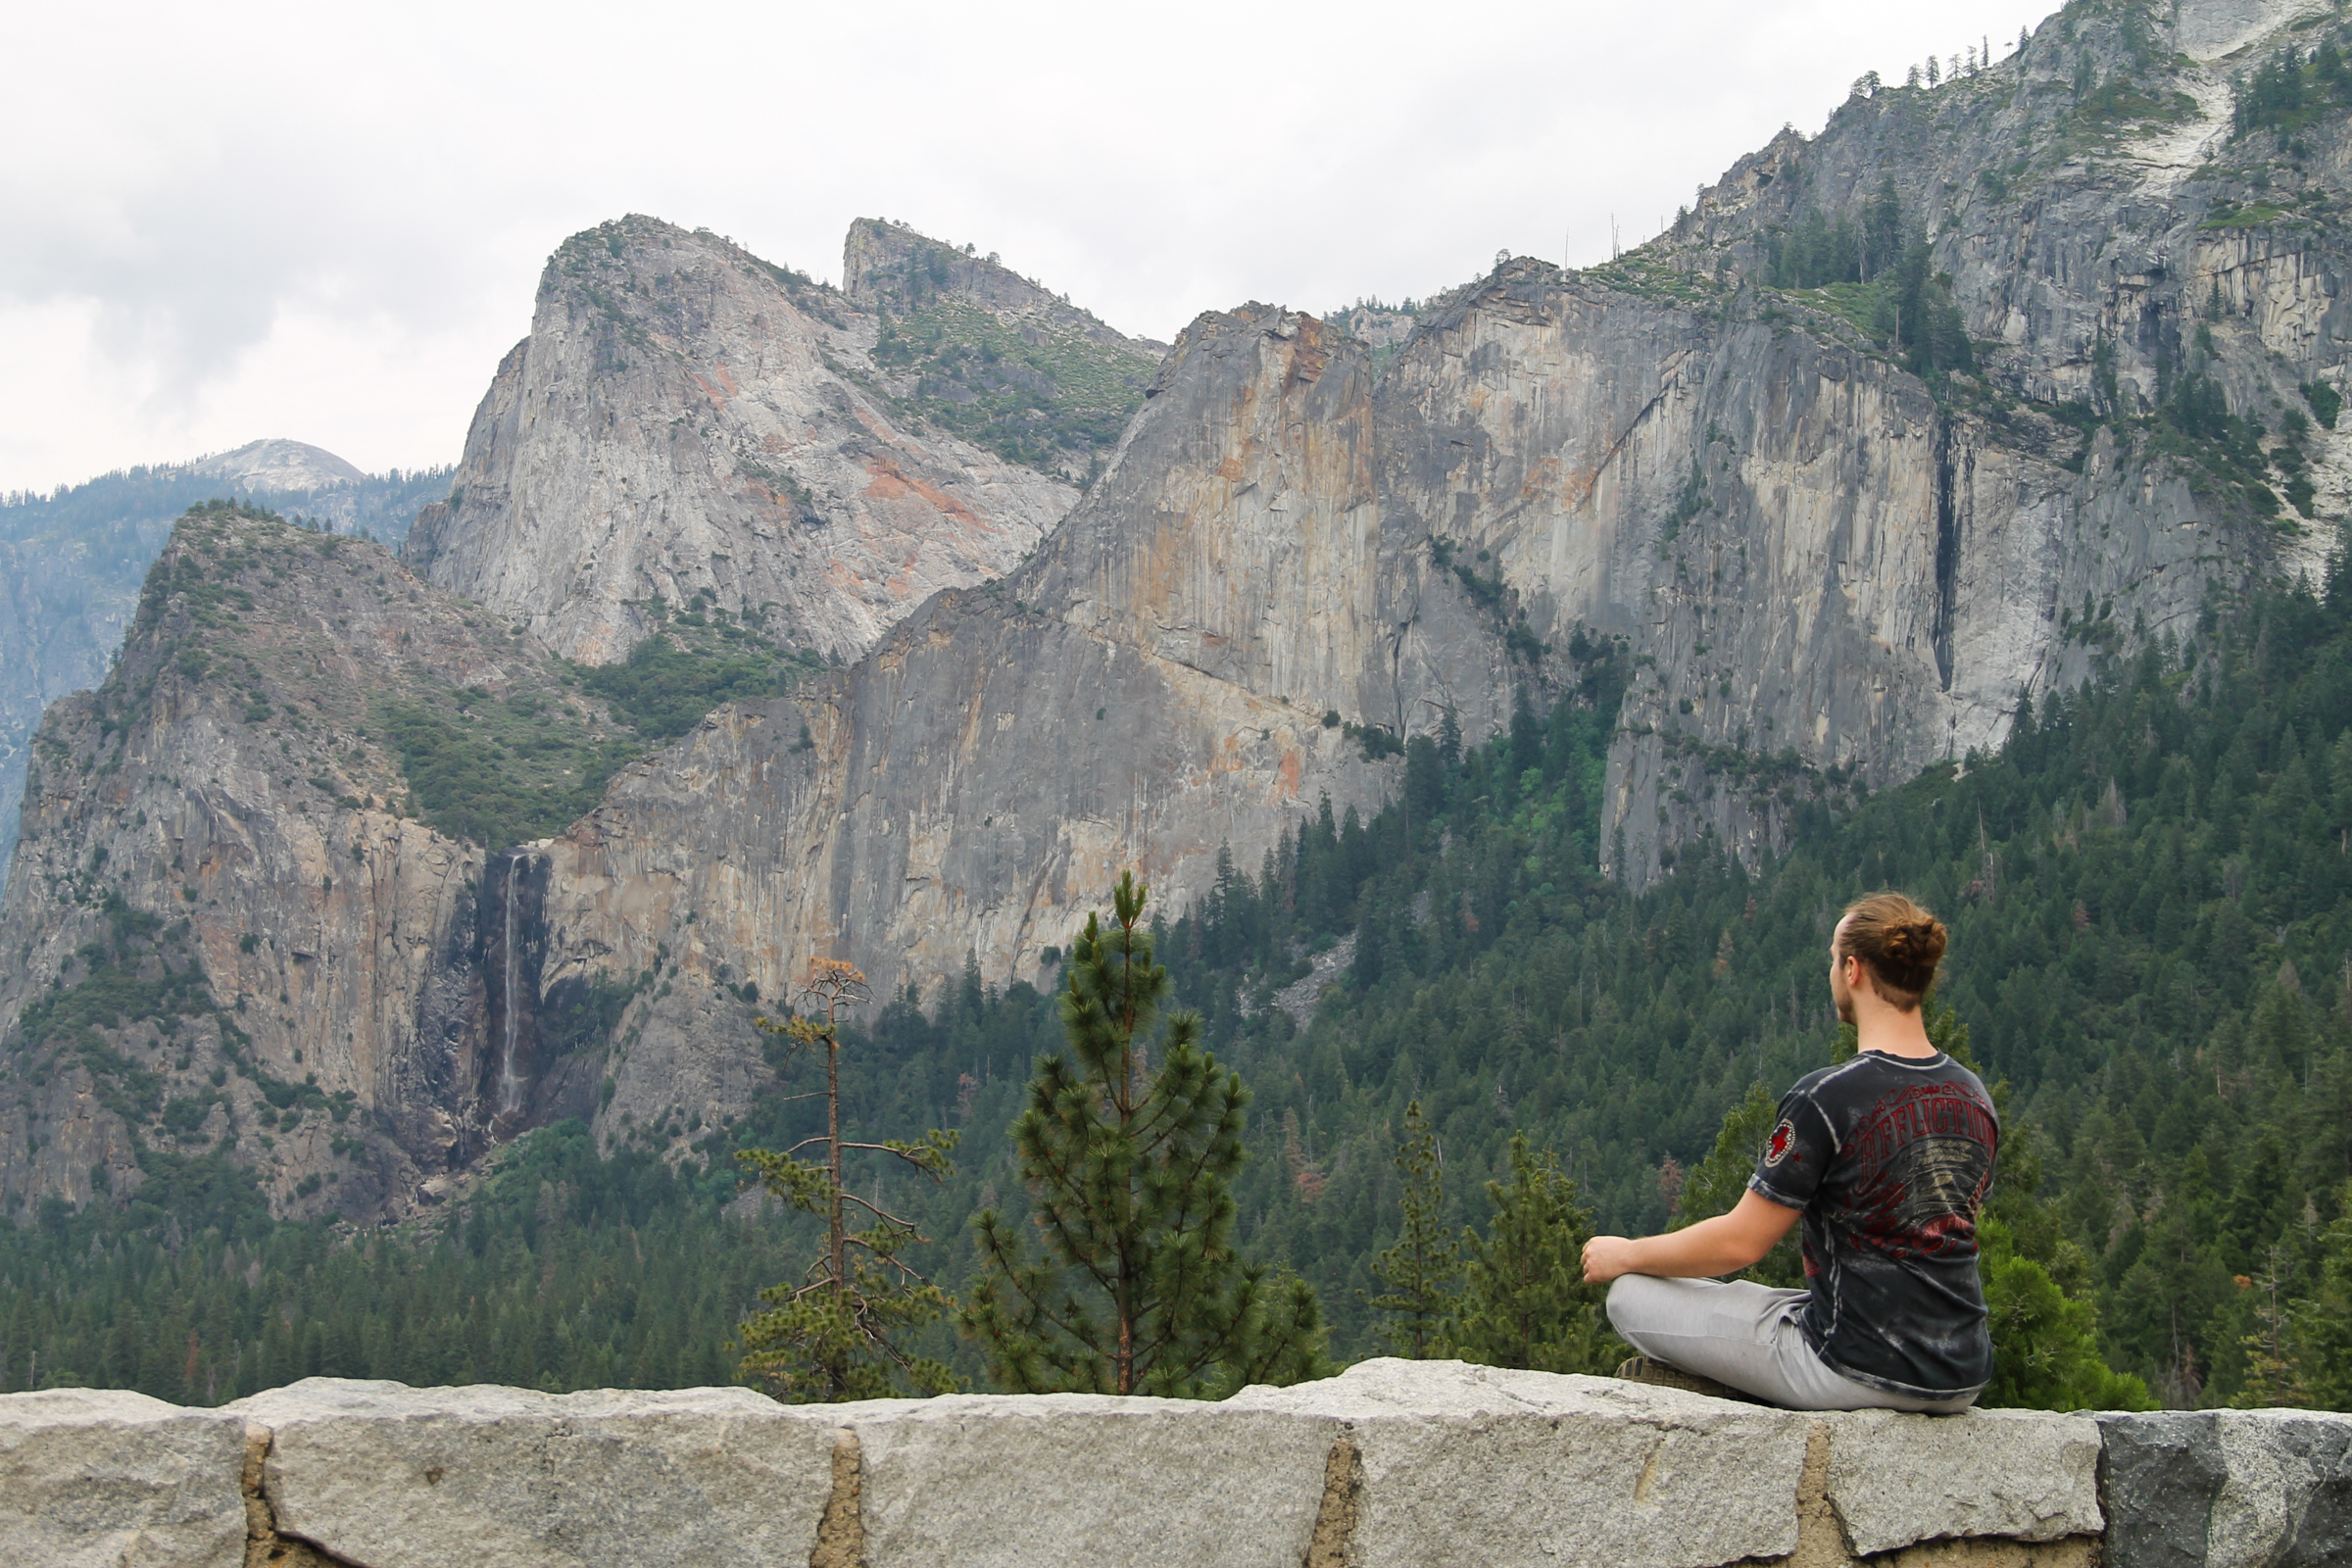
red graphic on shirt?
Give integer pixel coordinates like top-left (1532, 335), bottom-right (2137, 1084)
top-left (1766, 1120), bottom-right (1796, 1165)
top-left (1838, 1081), bottom-right (1996, 1259)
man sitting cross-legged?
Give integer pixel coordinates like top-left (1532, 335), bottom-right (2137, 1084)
top-left (1581, 893), bottom-right (1997, 1413)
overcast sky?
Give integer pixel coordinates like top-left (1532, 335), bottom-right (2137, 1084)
top-left (0, 0), bottom-right (2051, 495)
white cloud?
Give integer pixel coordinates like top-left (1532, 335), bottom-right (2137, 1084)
top-left (0, 0), bottom-right (2051, 493)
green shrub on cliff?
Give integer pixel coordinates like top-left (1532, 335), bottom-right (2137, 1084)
top-left (378, 604), bottom-right (818, 851)
top-left (870, 298), bottom-right (1153, 481)
top-left (370, 689), bottom-right (632, 851)
top-left (568, 603), bottom-right (818, 741)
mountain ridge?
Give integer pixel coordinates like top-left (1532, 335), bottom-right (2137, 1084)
top-left (404, 214), bottom-right (1170, 665)
top-left (8, 0), bottom-right (2352, 1235)
top-left (0, 451), bottom-right (451, 896)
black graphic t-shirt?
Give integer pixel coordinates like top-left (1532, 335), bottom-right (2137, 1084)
top-left (1747, 1050), bottom-right (1999, 1399)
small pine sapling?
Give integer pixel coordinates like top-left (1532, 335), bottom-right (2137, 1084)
top-left (1448, 1133), bottom-right (1619, 1375)
top-left (735, 957), bottom-right (960, 1400)
top-left (2279, 1197), bottom-right (2352, 1409)
top-left (1364, 1099), bottom-right (1460, 1357)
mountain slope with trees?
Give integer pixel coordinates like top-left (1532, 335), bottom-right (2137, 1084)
top-left (9, 560), bottom-right (2349, 1407)
top-left (0, 451), bottom-right (449, 893)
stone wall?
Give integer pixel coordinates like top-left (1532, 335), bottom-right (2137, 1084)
top-left (4, 1360), bottom-right (2344, 1568)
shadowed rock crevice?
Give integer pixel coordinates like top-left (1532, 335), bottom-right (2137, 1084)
top-left (1302, 1433), bottom-right (1363, 1568)
top-left (809, 1427), bottom-right (865, 1568)
top-left (242, 1425), bottom-right (352, 1568)
top-left (1931, 421), bottom-right (1960, 697)
top-left (1746, 1422), bottom-right (2103, 1568)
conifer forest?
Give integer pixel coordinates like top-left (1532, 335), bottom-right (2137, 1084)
top-left (7, 564), bottom-right (2350, 1411)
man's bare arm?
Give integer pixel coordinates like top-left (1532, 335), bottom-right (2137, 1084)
top-left (1581, 1191), bottom-right (1802, 1284)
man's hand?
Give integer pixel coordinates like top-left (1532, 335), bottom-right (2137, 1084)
top-left (1582, 1235), bottom-right (1639, 1284)
top-left (1578, 1193), bottom-right (1802, 1287)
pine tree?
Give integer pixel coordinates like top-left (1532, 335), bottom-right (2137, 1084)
top-left (961, 872), bottom-right (1328, 1396)
top-left (2231, 1241), bottom-right (2312, 1408)
top-left (735, 958), bottom-right (960, 1400)
top-left (2288, 1196), bottom-right (2352, 1407)
top-left (1448, 1134), bottom-right (1617, 1374)
top-left (1980, 1218), bottom-right (2154, 1411)
top-left (1365, 1100), bottom-right (1459, 1356)
top-left (1861, 177), bottom-right (1902, 282)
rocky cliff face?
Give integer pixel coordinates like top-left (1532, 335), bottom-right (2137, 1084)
top-left (0, 508), bottom-right (758, 1224)
top-left (429, 0), bottom-right (2352, 898)
top-left (1677, 0), bottom-right (2342, 418)
top-left (403, 215), bottom-right (1163, 665)
top-left (1380, 258), bottom-right (2291, 881)
top-left (530, 307), bottom-right (1508, 1040)
top-left (14, 0), bottom-right (2352, 1227)
top-left (1399, 0), bottom-right (2352, 879)
top-left (0, 452), bottom-right (449, 902)
top-left (0, 310), bottom-right (1518, 1223)
top-left (486, 0), bottom-right (2352, 1105)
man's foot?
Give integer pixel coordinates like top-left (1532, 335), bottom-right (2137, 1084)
top-left (1612, 1355), bottom-right (1765, 1405)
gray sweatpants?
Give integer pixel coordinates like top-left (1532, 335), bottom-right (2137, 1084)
top-left (1605, 1275), bottom-right (1978, 1413)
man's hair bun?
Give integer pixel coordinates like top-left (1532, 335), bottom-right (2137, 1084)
top-left (1880, 919), bottom-right (1946, 966)
top-left (1838, 894), bottom-right (1946, 1008)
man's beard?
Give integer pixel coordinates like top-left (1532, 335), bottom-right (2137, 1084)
top-left (1833, 983), bottom-right (1857, 1027)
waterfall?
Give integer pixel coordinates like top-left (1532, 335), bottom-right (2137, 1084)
top-left (497, 854), bottom-right (528, 1116)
